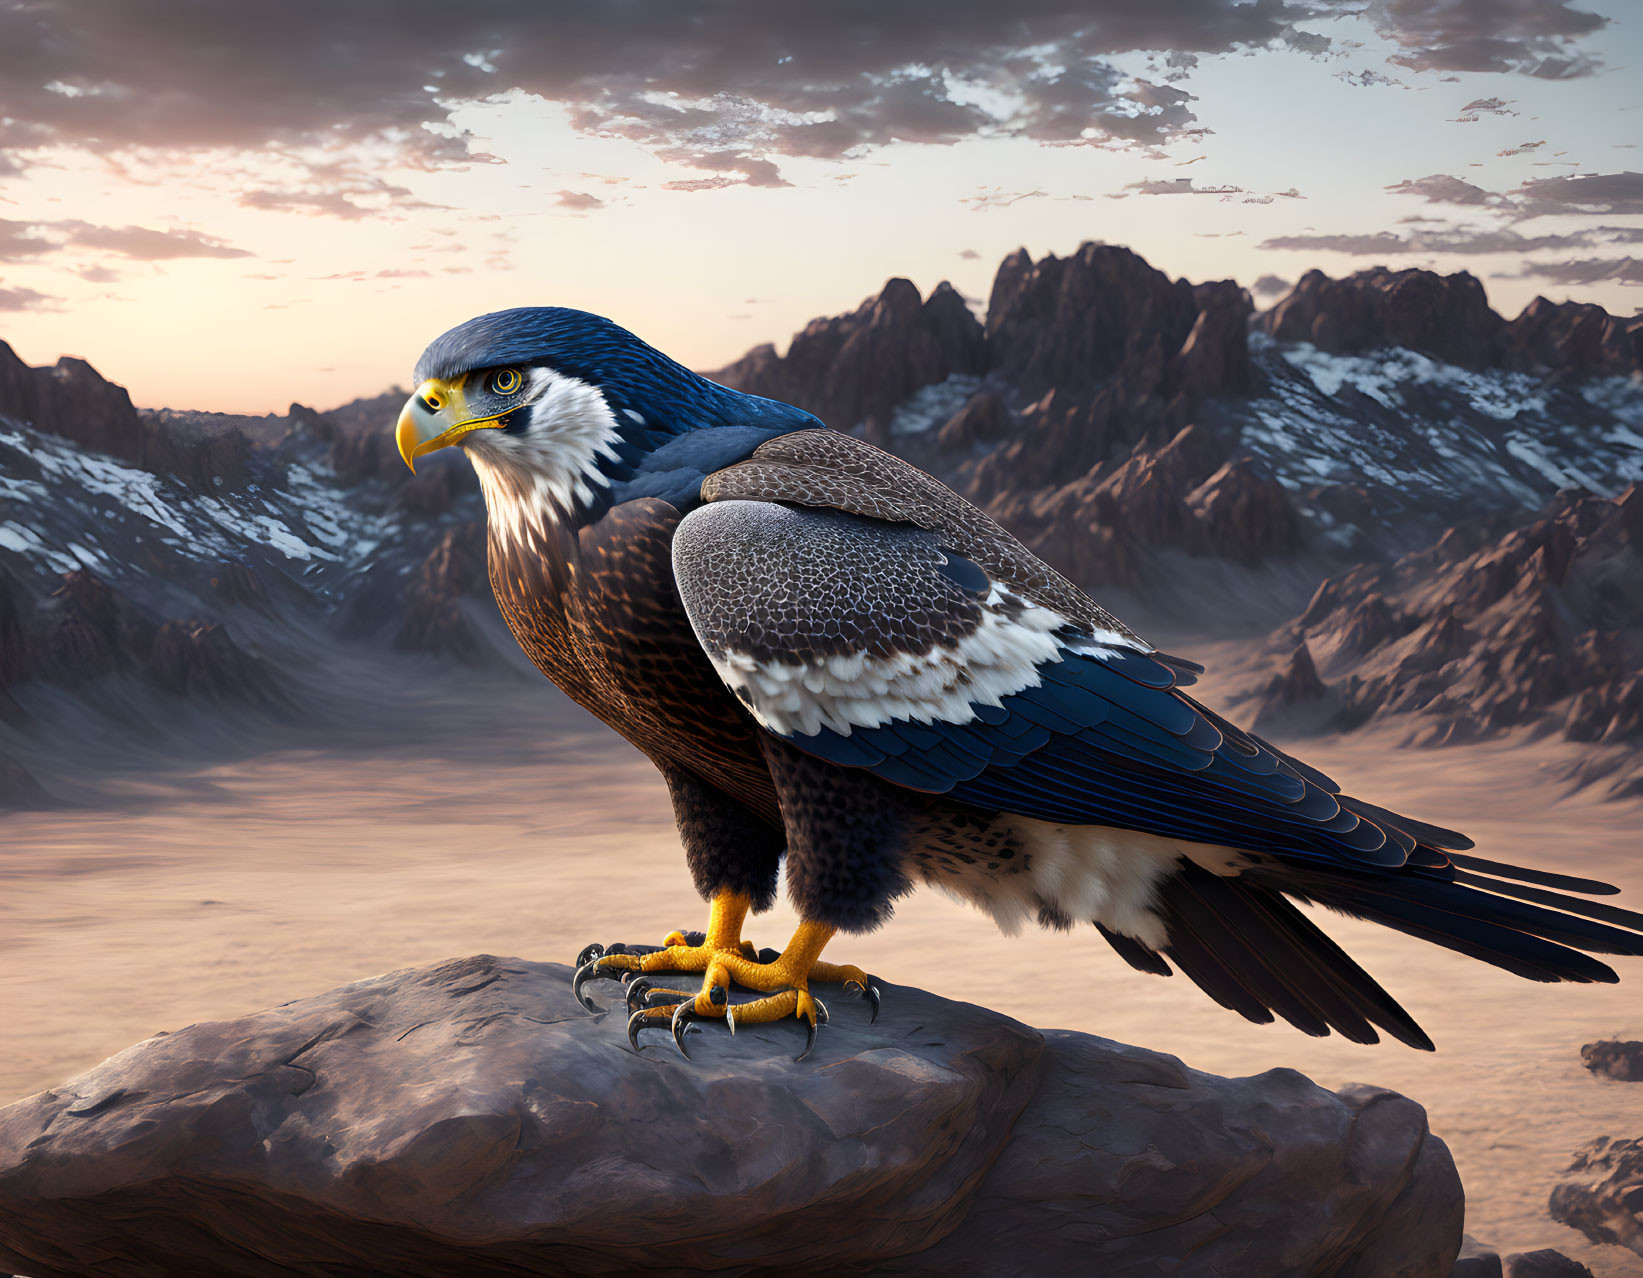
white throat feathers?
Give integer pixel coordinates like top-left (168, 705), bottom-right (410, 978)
top-left (463, 367), bottom-right (624, 548)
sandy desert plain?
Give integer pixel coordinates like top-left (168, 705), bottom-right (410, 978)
top-left (2, 639), bottom-right (1641, 1275)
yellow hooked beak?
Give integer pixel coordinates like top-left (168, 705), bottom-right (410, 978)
top-left (395, 376), bottom-right (507, 472)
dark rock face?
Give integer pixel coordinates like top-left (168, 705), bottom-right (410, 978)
top-left (1506, 297), bottom-right (1643, 380)
top-left (1580, 1040), bottom-right (1643, 1082)
top-left (935, 390), bottom-right (1014, 456)
top-left (9, 570), bottom-right (284, 707)
top-left (1256, 267), bottom-right (1507, 369)
top-left (23, 570), bottom-right (152, 685)
top-left (208, 561), bottom-right (272, 610)
top-left (1187, 458), bottom-right (1301, 567)
top-left (979, 423), bottom-right (1299, 588)
top-left (713, 278), bottom-right (986, 441)
top-left (0, 562), bottom-right (29, 694)
top-left (1549, 1136), bottom-right (1643, 1257)
top-left (397, 521), bottom-right (491, 658)
top-left (135, 409), bottom-right (253, 491)
top-left (145, 620), bottom-right (284, 706)
top-left (1264, 642), bottom-right (1328, 707)
top-left (986, 243), bottom-right (1250, 400)
top-left (1264, 487), bottom-right (1643, 752)
top-left (1503, 1250), bottom-right (1595, 1278)
top-left (1253, 268), bottom-right (1643, 380)
top-left (0, 956), bottom-right (1462, 1278)
top-left (0, 343), bottom-right (144, 460)
top-left (0, 342), bottom-right (258, 492)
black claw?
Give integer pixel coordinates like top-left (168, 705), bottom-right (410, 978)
top-left (845, 977), bottom-right (882, 1024)
top-left (758, 947), bottom-right (782, 964)
top-left (606, 942), bottom-right (629, 956)
top-left (814, 996), bottom-right (830, 1026)
top-left (624, 977), bottom-right (654, 1014)
top-left (671, 1002), bottom-right (699, 1059)
top-left (709, 984), bottom-right (727, 1006)
top-left (626, 1008), bottom-right (651, 1053)
top-left (574, 942), bottom-right (605, 968)
top-left (680, 930), bottom-right (707, 948)
top-left (571, 959), bottom-right (607, 1013)
top-left (795, 1012), bottom-right (818, 1062)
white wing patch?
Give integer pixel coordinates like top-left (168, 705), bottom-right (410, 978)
top-left (707, 583), bottom-right (1067, 738)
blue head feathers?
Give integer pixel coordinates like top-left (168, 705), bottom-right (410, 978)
top-left (414, 306), bottom-right (818, 437)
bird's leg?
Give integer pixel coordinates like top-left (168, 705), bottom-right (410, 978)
top-left (629, 919), bottom-right (881, 1061)
top-left (572, 888), bottom-right (761, 1012)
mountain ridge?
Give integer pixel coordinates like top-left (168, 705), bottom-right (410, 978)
top-left (4, 244), bottom-right (1643, 801)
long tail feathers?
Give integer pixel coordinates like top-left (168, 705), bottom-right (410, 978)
top-left (1094, 850), bottom-right (1643, 1051)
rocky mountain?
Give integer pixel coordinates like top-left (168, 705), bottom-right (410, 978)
top-left (0, 353), bottom-right (512, 805)
top-left (1257, 266), bottom-right (1643, 381)
top-left (1249, 487), bottom-right (1643, 787)
top-left (4, 245), bottom-right (1643, 800)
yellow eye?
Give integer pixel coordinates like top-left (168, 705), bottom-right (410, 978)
top-left (489, 367), bottom-right (523, 396)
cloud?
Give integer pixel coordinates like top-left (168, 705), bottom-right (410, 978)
top-left (0, 283), bottom-right (56, 311)
top-left (74, 263), bottom-right (121, 282)
top-left (1, 1), bottom-right (1598, 194)
top-left (963, 187), bottom-right (1048, 211)
top-left (0, 215), bottom-right (251, 262)
top-left (1262, 231), bottom-right (1411, 256)
top-left (1453, 96), bottom-right (1517, 120)
top-left (1125, 177), bottom-right (1300, 203)
top-left (1251, 274), bottom-right (1291, 298)
top-left (1366, 0), bottom-right (1607, 78)
top-left (1258, 224), bottom-right (1642, 257)
top-left (0, 218), bottom-right (56, 262)
top-left (1497, 140), bottom-right (1545, 157)
top-left (239, 166), bottom-right (433, 220)
top-left (1384, 173), bottom-right (1502, 205)
top-left (1513, 171), bottom-right (1643, 216)
top-left (958, 249), bottom-right (982, 260)
top-left (56, 221), bottom-right (251, 259)
top-left (1126, 178), bottom-right (1241, 196)
top-left (1335, 68), bottom-right (1406, 88)
top-left (1507, 256), bottom-right (1643, 286)
top-left (660, 176), bottom-right (745, 192)
top-left (553, 190), bottom-right (605, 210)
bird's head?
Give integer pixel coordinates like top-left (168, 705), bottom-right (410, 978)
top-left (395, 306), bottom-right (809, 534)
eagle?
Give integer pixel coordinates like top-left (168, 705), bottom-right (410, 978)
top-left (395, 306), bottom-right (1643, 1060)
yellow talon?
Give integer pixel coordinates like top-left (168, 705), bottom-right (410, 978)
top-left (585, 903), bottom-right (881, 1057)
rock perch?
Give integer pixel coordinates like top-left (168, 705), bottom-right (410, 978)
top-left (0, 955), bottom-right (1462, 1277)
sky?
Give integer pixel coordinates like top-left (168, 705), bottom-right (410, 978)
top-left (0, 0), bottom-right (1639, 414)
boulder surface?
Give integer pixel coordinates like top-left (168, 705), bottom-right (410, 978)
top-left (0, 955), bottom-right (1462, 1277)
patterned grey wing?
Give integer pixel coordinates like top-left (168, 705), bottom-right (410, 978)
top-left (670, 500), bottom-right (1066, 742)
top-left (699, 427), bottom-right (1157, 654)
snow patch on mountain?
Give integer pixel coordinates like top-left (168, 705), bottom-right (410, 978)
top-left (0, 416), bottom-right (405, 599)
top-left (1229, 338), bottom-right (1643, 543)
top-left (889, 374), bottom-right (984, 437)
